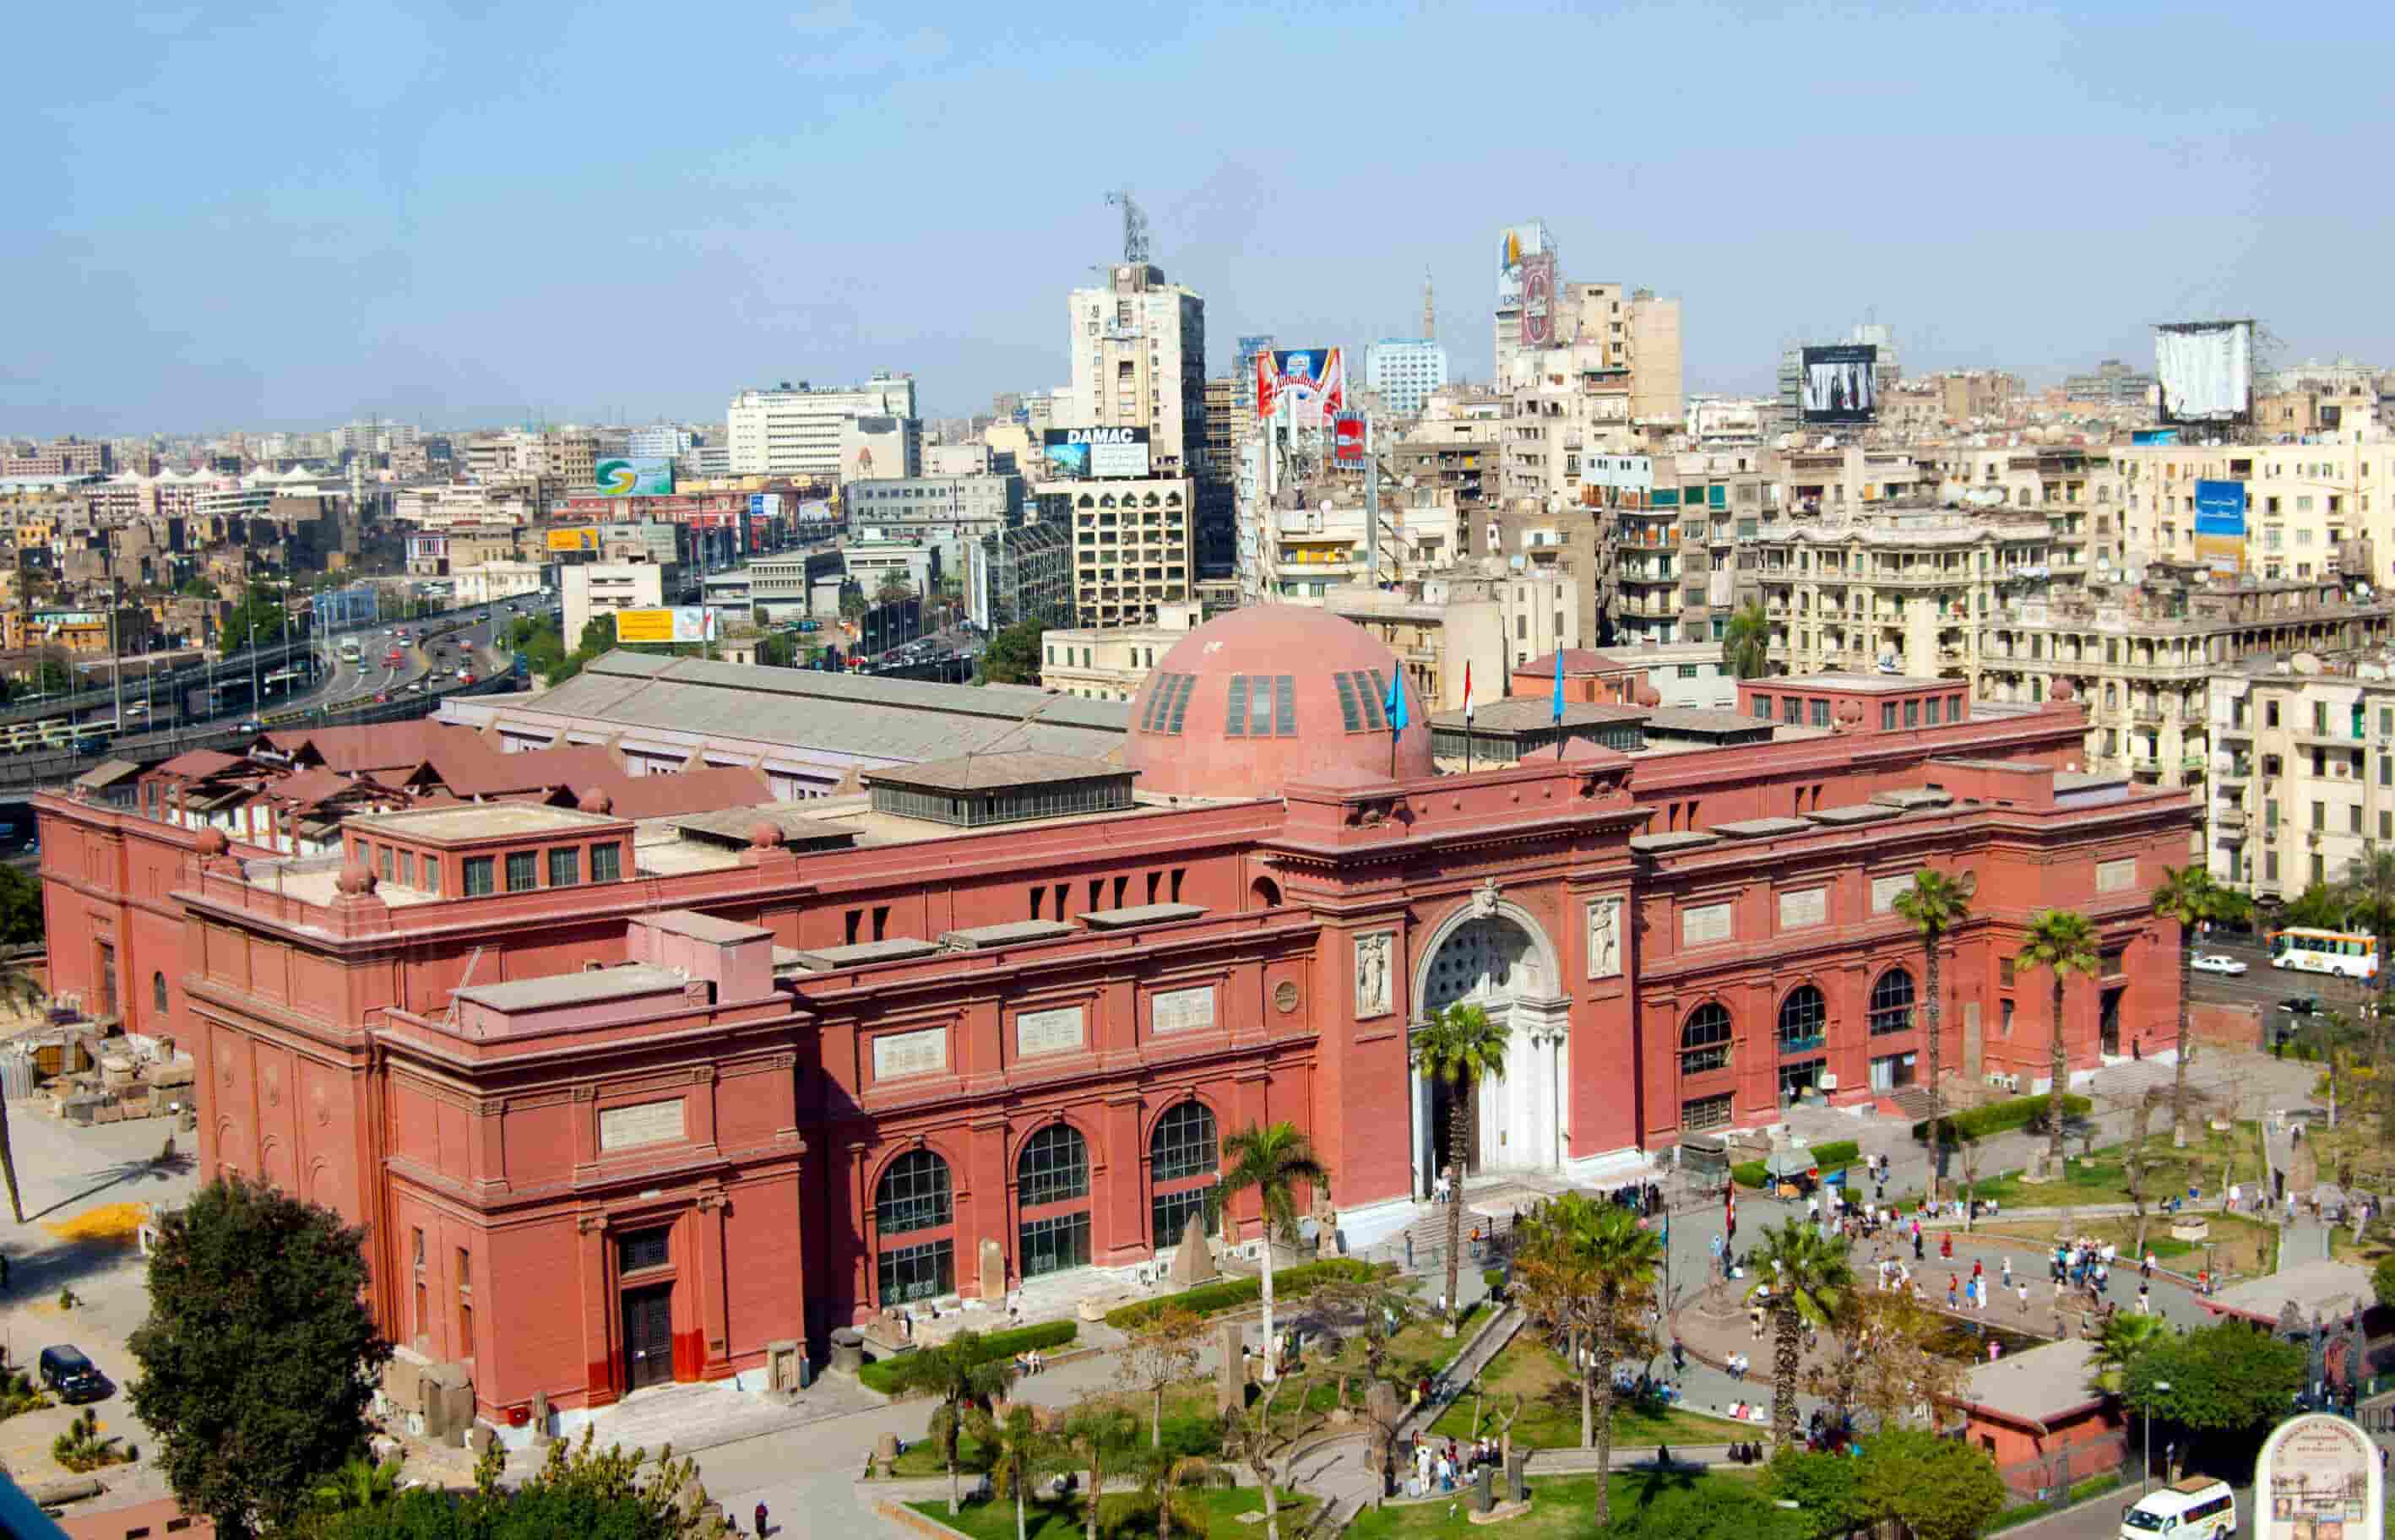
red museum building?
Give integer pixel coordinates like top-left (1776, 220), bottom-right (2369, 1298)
top-left (35, 607), bottom-right (2193, 1438)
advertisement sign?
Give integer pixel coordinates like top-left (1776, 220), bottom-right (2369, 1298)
top-left (1255, 348), bottom-right (1348, 426)
top-left (2255, 1413), bottom-right (2381, 1540)
top-left (545, 527), bottom-right (599, 552)
top-left (2193, 479), bottom-right (2247, 578)
top-left (613, 607), bottom-right (717, 645)
top-left (595, 456), bottom-right (673, 496)
top-left (1496, 220), bottom-right (1553, 310)
top-left (1800, 344), bottom-right (1878, 424)
top-left (2131, 429), bottom-right (2181, 447)
top-left (1040, 426), bottom-right (1152, 480)
top-left (1330, 414), bottom-right (1367, 468)
top-left (1519, 252), bottom-right (1558, 349)
top-left (747, 492), bottom-right (782, 519)
top-left (2155, 320), bottom-right (2254, 425)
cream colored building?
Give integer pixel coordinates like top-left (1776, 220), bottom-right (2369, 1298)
top-left (562, 561), bottom-right (665, 646)
top-left (451, 560), bottom-right (545, 608)
top-left (1039, 602), bottom-right (1202, 701)
top-left (1053, 475), bottom-right (1194, 627)
top-left (1257, 488), bottom-right (1458, 605)
top-left (1324, 564), bottom-right (1583, 708)
top-left (726, 375), bottom-right (920, 478)
top-left (2208, 645), bottom-right (2395, 899)
top-left (1066, 263), bottom-right (1208, 479)
top-left (2114, 436), bottom-right (2391, 583)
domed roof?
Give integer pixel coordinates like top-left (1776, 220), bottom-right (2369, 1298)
top-left (1124, 607), bottom-right (1432, 799)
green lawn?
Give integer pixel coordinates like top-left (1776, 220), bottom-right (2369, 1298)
top-left (1969, 1211), bottom-right (2279, 1278)
top-left (1345, 1472), bottom-right (1760, 1540)
top-left (890, 1373), bottom-right (1365, 1479)
top-left (909, 1486), bottom-right (1314, 1540)
top-left (1899, 1120), bottom-right (2270, 1215)
top-left (1424, 1336), bottom-right (1739, 1451)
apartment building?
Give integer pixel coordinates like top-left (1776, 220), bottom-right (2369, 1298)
top-left (1, 440), bottom-right (111, 477)
top-left (963, 519), bottom-right (1072, 632)
top-left (2209, 647), bottom-right (2395, 899)
top-left (1067, 263), bottom-right (1208, 479)
top-left (1365, 339), bottom-right (1450, 418)
top-left (2115, 438), bottom-right (2389, 583)
top-left (1980, 579), bottom-right (2395, 805)
top-left (1254, 489), bottom-right (1458, 605)
top-left (1604, 451), bottom-right (1776, 648)
top-left (1050, 475), bottom-right (1194, 627)
top-left (725, 375), bottom-right (920, 478)
top-left (562, 560), bottom-right (670, 645)
top-left (841, 474), bottom-right (1021, 540)
top-left (1323, 565), bottom-right (1583, 708)
top-left (1754, 502), bottom-right (2075, 683)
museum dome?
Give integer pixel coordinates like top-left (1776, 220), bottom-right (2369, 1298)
top-left (1123, 606), bottom-right (1433, 799)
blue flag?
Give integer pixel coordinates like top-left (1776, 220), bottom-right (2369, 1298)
top-left (1382, 670), bottom-right (1409, 732)
top-left (1551, 648), bottom-right (1565, 725)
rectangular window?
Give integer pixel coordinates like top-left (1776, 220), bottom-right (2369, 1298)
top-left (463, 856), bottom-right (496, 897)
top-left (2313, 800), bottom-right (2327, 832)
top-left (505, 850), bottom-right (538, 892)
top-left (590, 843), bottom-right (622, 881)
top-left (1999, 955), bottom-right (2016, 987)
top-left (877, 1238), bottom-right (953, 1305)
top-left (1681, 1093), bottom-right (1733, 1132)
top-left (1810, 698), bottom-right (1830, 727)
top-left (616, 1228), bottom-right (671, 1274)
top-left (1905, 699), bottom-right (1920, 728)
top-left (548, 847), bottom-right (580, 887)
top-left (1783, 697), bottom-right (1801, 725)
top-left (1925, 697), bottom-right (1942, 725)
top-left (399, 852), bottom-right (415, 887)
top-left (424, 859), bottom-right (440, 896)
top-left (377, 844), bottom-right (394, 881)
top-left (1752, 696), bottom-right (1772, 720)
top-left (1999, 999), bottom-right (2014, 1038)
top-left (1152, 1186), bottom-right (1216, 1247)
top-left (2353, 805), bottom-right (2365, 835)
top-left (1018, 1212), bottom-right (1092, 1279)
top-left (1882, 703), bottom-right (1898, 730)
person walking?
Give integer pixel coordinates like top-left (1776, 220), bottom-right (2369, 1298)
top-left (2016, 1277), bottom-right (2030, 1313)
top-left (755, 1502), bottom-right (769, 1537)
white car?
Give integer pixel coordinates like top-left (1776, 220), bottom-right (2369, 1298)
top-left (2191, 953), bottom-right (2248, 976)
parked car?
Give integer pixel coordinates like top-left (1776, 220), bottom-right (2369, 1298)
top-left (38, 1345), bottom-right (111, 1404)
top-left (2027, 1108), bottom-right (2099, 1141)
top-left (2190, 953), bottom-right (2248, 976)
top-left (2280, 992), bottom-right (2323, 1016)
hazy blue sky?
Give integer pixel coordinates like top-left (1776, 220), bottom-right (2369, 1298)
top-left (11, 0), bottom-right (2391, 437)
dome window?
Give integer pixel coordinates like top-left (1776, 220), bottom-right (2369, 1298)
top-left (1223, 674), bottom-right (1295, 738)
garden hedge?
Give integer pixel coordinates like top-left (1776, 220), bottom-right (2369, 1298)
top-left (1909, 1092), bottom-right (2091, 1145)
top-left (858, 1319), bottom-right (1078, 1394)
top-left (1103, 1258), bottom-right (1387, 1330)
top-left (1730, 1140), bottom-right (1860, 1190)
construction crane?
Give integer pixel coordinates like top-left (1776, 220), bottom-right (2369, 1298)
top-left (1105, 190), bottom-right (1150, 266)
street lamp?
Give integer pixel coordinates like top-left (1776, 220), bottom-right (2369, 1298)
top-left (2143, 1380), bottom-right (2171, 1494)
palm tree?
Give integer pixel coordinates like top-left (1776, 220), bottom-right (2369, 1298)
top-left (1723, 602), bottom-right (1770, 680)
top-left (972, 1404), bottom-right (1058, 1540)
top-left (1134, 1450), bottom-right (1232, 1540)
top-left (1053, 1402), bottom-right (1140, 1540)
top-left (1410, 1000), bottom-right (1509, 1334)
top-left (2150, 865), bottom-right (2245, 1146)
top-left (1893, 867), bottom-right (1972, 1183)
top-left (1745, 1220), bottom-right (1853, 1450)
top-left (2020, 909), bottom-right (2102, 1169)
top-left (2088, 1310), bottom-right (2173, 1395)
top-left (1513, 1194), bottom-right (1661, 1526)
top-left (883, 1331), bottom-right (1019, 1515)
top-left (310, 1454), bottom-right (402, 1512)
top-left (1218, 1121), bottom-right (1328, 1379)
top-left (2334, 842), bottom-right (2395, 990)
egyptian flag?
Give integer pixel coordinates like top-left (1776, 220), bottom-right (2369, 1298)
top-left (1463, 661), bottom-right (1474, 724)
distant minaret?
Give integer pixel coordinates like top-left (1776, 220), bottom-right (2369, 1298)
top-left (1422, 268), bottom-right (1436, 341)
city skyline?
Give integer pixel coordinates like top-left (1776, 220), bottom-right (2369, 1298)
top-left (9, 0), bottom-right (2392, 437)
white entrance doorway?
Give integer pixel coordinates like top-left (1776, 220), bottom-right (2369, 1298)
top-left (1408, 904), bottom-right (1569, 1194)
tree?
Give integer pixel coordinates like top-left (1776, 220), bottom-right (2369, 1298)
top-left (877, 571), bottom-right (915, 605)
top-left (1593, 1475), bottom-right (1811, 1540)
top-left (1746, 1220), bottom-right (1853, 1450)
top-left (2089, 1310), bottom-right (2175, 1395)
top-left (35, 657), bottom-right (74, 694)
top-left (753, 632), bottom-right (796, 669)
top-left (1410, 1000), bottom-right (1509, 1332)
top-left (1132, 1450), bottom-right (1231, 1540)
top-left (2281, 882), bottom-right (2350, 930)
top-left (2372, 1253), bottom-right (2395, 1310)
top-left (0, 865), bottom-right (42, 946)
top-left (2153, 865), bottom-right (2246, 1145)
top-left (1854, 1428), bottom-right (2007, 1540)
top-left (970, 1404), bottom-right (1057, 1540)
top-left (1304, 1266), bottom-right (1420, 1409)
top-left (577, 614), bottom-right (619, 656)
top-left (222, 586), bottom-right (288, 649)
top-left (2021, 909), bottom-right (2101, 1168)
top-left (127, 1174), bottom-right (393, 1540)
top-left (882, 1331), bottom-right (1018, 1515)
top-left (1052, 1400), bottom-right (1138, 1540)
top-left (1115, 1303), bottom-right (1206, 1447)
top-left (2334, 842), bottom-right (2395, 1005)
top-left (1893, 867), bottom-right (1972, 1182)
top-left (1220, 1371), bottom-right (1306, 1540)
top-left (839, 588), bottom-right (869, 621)
top-left (1764, 1447), bottom-right (1866, 1538)
top-left (1218, 1121), bottom-right (1328, 1380)
top-left (2125, 1321), bottom-right (2305, 1447)
top-left (1723, 602), bottom-right (1771, 680)
top-left (311, 1455), bottom-right (403, 1514)
top-left (1512, 1193), bottom-right (1659, 1526)
top-left (2115, 1086), bottom-right (2170, 1255)
top-left (179, 576), bottom-right (220, 599)
top-left (977, 620), bottom-right (1046, 686)
top-left (1810, 1288), bottom-right (1963, 1434)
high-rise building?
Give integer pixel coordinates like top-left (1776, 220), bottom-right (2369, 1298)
top-left (1231, 334), bottom-right (1276, 415)
top-left (725, 373), bottom-right (919, 477)
top-left (1365, 339), bottom-right (1450, 418)
top-left (625, 424), bottom-right (697, 459)
top-left (1067, 265), bottom-right (1208, 479)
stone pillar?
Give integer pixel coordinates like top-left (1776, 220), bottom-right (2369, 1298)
top-left (1215, 1320), bottom-right (1246, 1417)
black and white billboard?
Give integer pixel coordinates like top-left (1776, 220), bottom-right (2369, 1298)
top-left (1041, 426), bottom-right (1151, 480)
top-left (2154, 320), bottom-right (2253, 426)
top-left (1800, 344), bottom-right (1877, 424)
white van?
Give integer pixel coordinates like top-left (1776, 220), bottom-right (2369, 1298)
top-left (2121, 1477), bottom-right (2236, 1540)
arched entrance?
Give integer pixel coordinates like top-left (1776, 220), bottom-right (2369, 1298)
top-left (1407, 897), bottom-right (1569, 1196)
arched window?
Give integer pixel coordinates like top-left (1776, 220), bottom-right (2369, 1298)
top-left (1143, 492), bottom-right (1161, 508)
top-left (1018, 1125), bottom-right (1092, 1277)
top-left (152, 972), bottom-right (168, 1017)
top-left (874, 1150), bottom-right (953, 1304)
top-left (1681, 1003), bottom-right (1732, 1076)
top-left (1869, 969), bottom-right (1916, 1036)
top-left (1165, 491), bottom-right (1184, 507)
top-left (1077, 494), bottom-right (1095, 508)
top-left (1149, 1100), bottom-right (1219, 1246)
top-left (1777, 985), bottom-right (1827, 1052)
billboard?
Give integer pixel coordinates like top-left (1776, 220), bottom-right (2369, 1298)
top-left (595, 456), bottom-right (673, 496)
top-left (747, 492), bottom-right (782, 519)
top-left (2255, 1413), bottom-right (2381, 1540)
top-left (1040, 426), bottom-right (1152, 480)
top-left (2154, 320), bottom-right (2253, 425)
top-left (1255, 347), bottom-right (1348, 426)
top-left (1330, 413), bottom-right (1367, 468)
top-left (1496, 220), bottom-right (1553, 311)
top-left (1800, 344), bottom-right (1878, 424)
top-left (2193, 479), bottom-right (2246, 578)
top-left (1518, 252), bottom-right (1558, 349)
top-left (613, 607), bottom-right (717, 645)
top-left (545, 527), bottom-right (599, 552)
